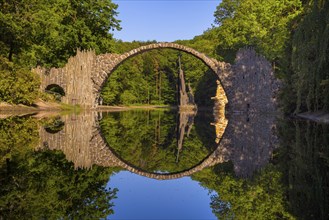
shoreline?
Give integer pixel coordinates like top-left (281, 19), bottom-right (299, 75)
top-left (3, 101), bottom-right (329, 124)
top-left (95, 105), bottom-right (175, 111)
top-left (297, 111), bottom-right (329, 124)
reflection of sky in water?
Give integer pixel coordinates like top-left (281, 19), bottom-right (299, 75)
top-left (107, 171), bottom-right (217, 219)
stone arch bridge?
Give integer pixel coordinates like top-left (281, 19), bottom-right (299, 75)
top-left (34, 43), bottom-right (279, 113)
top-left (34, 43), bottom-right (229, 111)
top-left (34, 43), bottom-right (279, 178)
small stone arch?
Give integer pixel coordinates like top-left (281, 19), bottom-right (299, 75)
top-left (45, 84), bottom-right (66, 101)
top-left (44, 117), bottom-right (65, 134)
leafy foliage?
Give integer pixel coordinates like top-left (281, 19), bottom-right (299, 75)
top-left (0, 57), bottom-right (40, 105)
top-left (213, 0), bottom-right (302, 62)
top-left (0, 0), bottom-right (121, 67)
top-left (283, 0), bottom-right (329, 113)
top-left (0, 0), bottom-right (120, 105)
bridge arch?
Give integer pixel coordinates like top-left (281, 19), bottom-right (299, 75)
top-left (45, 84), bottom-right (66, 101)
top-left (90, 118), bottom-right (229, 180)
top-left (38, 111), bottom-right (229, 180)
top-left (92, 43), bottom-right (229, 108)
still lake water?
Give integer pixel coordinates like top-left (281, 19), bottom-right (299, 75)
top-left (0, 109), bottom-right (328, 219)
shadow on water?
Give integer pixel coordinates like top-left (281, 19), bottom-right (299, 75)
top-left (0, 111), bottom-right (328, 219)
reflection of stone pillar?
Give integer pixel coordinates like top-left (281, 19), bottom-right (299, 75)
top-left (187, 82), bottom-right (195, 105)
top-left (217, 114), bottom-right (278, 178)
top-left (178, 56), bottom-right (197, 111)
top-left (37, 111), bottom-right (98, 169)
top-left (176, 111), bottom-right (196, 162)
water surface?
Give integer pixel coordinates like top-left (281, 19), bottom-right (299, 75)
top-left (0, 110), bottom-right (328, 219)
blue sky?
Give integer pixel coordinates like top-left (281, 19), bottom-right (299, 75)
top-left (112, 0), bottom-right (221, 42)
top-left (108, 171), bottom-right (217, 219)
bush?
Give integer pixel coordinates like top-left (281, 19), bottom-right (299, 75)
top-left (0, 57), bottom-right (40, 105)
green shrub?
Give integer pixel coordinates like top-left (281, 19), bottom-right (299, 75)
top-left (0, 57), bottom-right (40, 105)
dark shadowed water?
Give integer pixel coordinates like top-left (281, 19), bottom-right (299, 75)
top-left (0, 110), bottom-right (328, 219)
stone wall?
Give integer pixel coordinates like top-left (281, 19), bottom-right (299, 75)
top-left (225, 48), bottom-right (280, 113)
top-left (34, 50), bottom-right (97, 107)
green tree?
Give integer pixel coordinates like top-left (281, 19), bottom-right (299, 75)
top-left (0, 57), bottom-right (40, 105)
top-left (213, 0), bottom-right (302, 62)
top-left (0, 0), bottom-right (121, 67)
top-left (214, 0), bottom-right (241, 26)
top-left (288, 0), bottom-right (329, 112)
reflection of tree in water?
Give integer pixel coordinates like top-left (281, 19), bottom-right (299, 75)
top-left (193, 164), bottom-right (294, 219)
top-left (0, 116), bottom-right (118, 219)
top-left (4, 112), bottom-right (326, 219)
top-left (100, 110), bottom-right (214, 173)
top-left (192, 118), bottom-right (329, 220)
top-left (278, 119), bottom-right (329, 220)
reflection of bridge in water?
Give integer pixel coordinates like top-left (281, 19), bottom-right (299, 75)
top-left (38, 111), bottom-right (278, 179)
